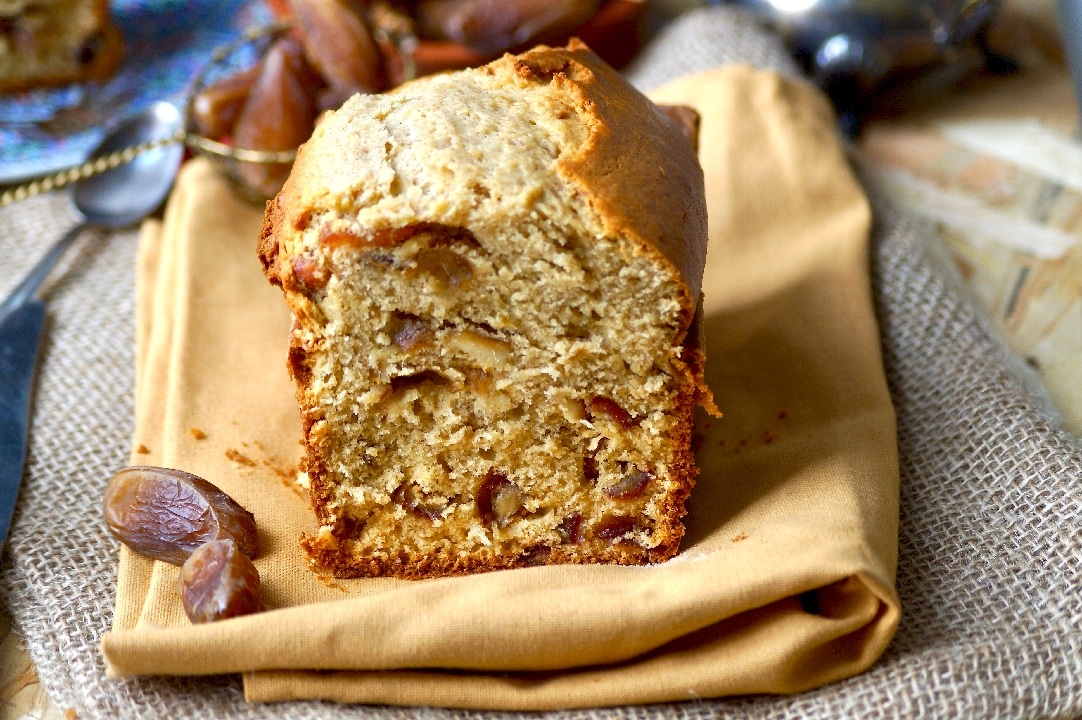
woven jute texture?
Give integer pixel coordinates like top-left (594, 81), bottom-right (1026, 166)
top-left (1, 6), bottom-right (1079, 718)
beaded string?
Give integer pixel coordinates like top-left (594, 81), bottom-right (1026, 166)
top-left (0, 131), bottom-right (185, 208)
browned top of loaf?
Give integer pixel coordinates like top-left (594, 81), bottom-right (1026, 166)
top-left (262, 40), bottom-right (708, 319)
top-left (509, 40), bottom-right (709, 307)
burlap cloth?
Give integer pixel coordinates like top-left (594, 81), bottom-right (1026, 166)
top-left (1, 6), bottom-right (1079, 719)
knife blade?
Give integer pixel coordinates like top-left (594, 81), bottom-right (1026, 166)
top-left (0, 299), bottom-right (46, 548)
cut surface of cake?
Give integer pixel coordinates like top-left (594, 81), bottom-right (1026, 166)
top-left (260, 40), bottom-right (718, 579)
top-left (0, 0), bottom-right (122, 91)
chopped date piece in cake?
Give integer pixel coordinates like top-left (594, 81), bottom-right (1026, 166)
top-left (594, 514), bottom-right (648, 543)
top-left (389, 313), bottom-right (436, 353)
top-left (556, 512), bottom-right (584, 544)
top-left (518, 545), bottom-right (553, 566)
top-left (604, 466), bottom-right (653, 499)
top-left (587, 396), bottom-right (638, 428)
top-left (582, 455), bottom-right (599, 483)
top-left (407, 246), bottom-right (476, 292)
top-left (393, 483), bottom-right (449, 520)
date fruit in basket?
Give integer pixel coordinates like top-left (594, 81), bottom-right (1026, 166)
top-left (233, 34), bottom-right (320, 200)
top-left (179, 538), bottom-right (265, 623)
top-left (191, 65), bottom-right (260, 139)
top-left (367, 0), bottom-right (417, 42)
top-left (103, 466), bottom-right (260, 565)
top-left (416, 0), bottom-right (601, 55)
top-left (290, 0), bottom-right (387, 100)
top-left (189, 0), bottom-right (648, 202)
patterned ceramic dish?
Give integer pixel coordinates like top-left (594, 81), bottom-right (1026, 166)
top-left (0, 0), bottom-right (273, 183)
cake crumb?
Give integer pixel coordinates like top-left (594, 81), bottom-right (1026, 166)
top-left (262, 458), bottom-right (298, 481)
top-left (65, 710), bottom-right (78, 720)
top-left (189, 427), bottom-right (207, 440)
top-left (731, 532), bottom-right (748, 543)
top-left (135, 444), bottom-right (150, 454)
top-left (317, 574), bottom-right (348, 592)
top-left (262, 459), bottom-right (305, 497)
top-left (225, 448), bottom-right (256, 466)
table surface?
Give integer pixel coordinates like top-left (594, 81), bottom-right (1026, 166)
top-left (2, 2), bottom-right (1078, 717)
top-left (855, 3), bottom-right (1082, 436)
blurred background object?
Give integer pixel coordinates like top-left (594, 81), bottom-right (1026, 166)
top-left (1, 0), bottom-right (654, 197)
top-left (854, 0), bottom-right (1082, 434)
top-left (723, 0), bottom-right (1013, 132)
top-left (263, 0), bottom-right (653, 75)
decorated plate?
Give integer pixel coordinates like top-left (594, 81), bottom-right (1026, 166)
top-left (0, 0), bottom-right (273, 183)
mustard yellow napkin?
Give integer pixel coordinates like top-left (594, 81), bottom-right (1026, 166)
top-left (100, 66), bottom-right (900, 710)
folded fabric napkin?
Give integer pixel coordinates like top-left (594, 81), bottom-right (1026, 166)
top-left (96, 62), bottom-right (900, 709)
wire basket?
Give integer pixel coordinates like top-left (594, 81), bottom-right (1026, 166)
top-left (183, 20), bottom-right (417, 204)
top-left (183, 21), bottom-right (296, 203)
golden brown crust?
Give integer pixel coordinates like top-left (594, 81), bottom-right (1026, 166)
top-left (257, 199), bottom-right (282, 285)
top-left (271, 41), bottom-right (708, 337)
top-left (679, 295), bottom-right (720, 417)
top-left (518, 40), bottom-right (709, 323)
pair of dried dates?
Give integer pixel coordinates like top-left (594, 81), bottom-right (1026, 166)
top-left (103, 466), bottom-right (263, 624)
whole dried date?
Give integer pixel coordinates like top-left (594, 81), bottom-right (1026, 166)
top-left (416, 0), bottom-right (600, 55)
top-left (191, 65), bottom-right (260, 139)
top-left (289, 0), bottom-right (386, 97)
top-left (179, 538), bottom-right (264, 623)
top-left (103, 466), bottom-right (260, 565)
top-left (233, 35), bottom-right (319, 199)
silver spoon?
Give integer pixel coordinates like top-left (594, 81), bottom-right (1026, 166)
top-left (0, 101), bottom-right (185, 318)
top-left (0, 101), bottom-right (184, 548)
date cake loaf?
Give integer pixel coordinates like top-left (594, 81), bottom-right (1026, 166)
top-left (259, 39), bottom-right (718, 579)
top-left (0, 0), bottom-right (122, 91)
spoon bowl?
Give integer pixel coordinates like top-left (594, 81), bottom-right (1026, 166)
top-left (73, 102), bottom-right (185, 228)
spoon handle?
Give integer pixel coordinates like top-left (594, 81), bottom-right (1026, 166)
top-left (0, 131), bottom-right (184, 209)
top-left (0, 224), bottom-right (86, 320)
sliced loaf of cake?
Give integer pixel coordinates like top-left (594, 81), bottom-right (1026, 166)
top-left (0, 0), bottom-right (122, 91)
top-left (260, 40), bottom-right (717, 578)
